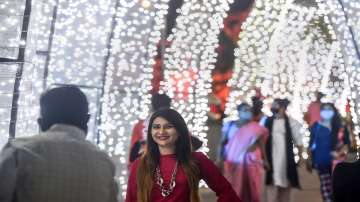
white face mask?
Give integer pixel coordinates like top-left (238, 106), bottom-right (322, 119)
top-left (320, 110), bottom-right (334, 120)
top-left (239, 111), bottom-right (252, 121)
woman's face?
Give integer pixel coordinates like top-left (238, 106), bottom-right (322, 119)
top-left (320, 105), bottom-right (335, 120)
top-left (238, 105), bottom-right (252, 120)
top-left (151, 116), bottom-right (179, 149)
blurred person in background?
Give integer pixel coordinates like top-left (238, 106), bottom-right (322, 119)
top-left (251, 95), bottom-right (267, 125)
top-left (264, 98), bottom-right (303, 202)
top-left (223, 102), bottom-right (269, 202)
top-left (218, 103), bottom-right (252, 165)
top-left (307, 103), bottom-right (349, 202)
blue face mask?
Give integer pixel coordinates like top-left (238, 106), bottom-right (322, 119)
top-left (239, 111), bottom-right (252, 121)
top-left (320, 109), bottom-right (334, 120)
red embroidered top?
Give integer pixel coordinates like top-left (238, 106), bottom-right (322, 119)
top-left (125, 152), bottom-right (242, 202)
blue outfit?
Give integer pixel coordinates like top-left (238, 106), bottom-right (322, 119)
top-left (310, 122), bottom-right (334, 202)
top-left (310, 122), bottom-right (333, 169)
top-left (309, 121), bottom-right (350, 202)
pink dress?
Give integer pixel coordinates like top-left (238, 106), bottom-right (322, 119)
top-left (224, 121), bottom-right (268, 202)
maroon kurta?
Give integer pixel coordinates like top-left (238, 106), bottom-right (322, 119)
top-left (126, 152), bottom-right (241, 202)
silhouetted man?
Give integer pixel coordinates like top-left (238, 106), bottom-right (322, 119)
top-left (0, 86), bottom-right (118, 202)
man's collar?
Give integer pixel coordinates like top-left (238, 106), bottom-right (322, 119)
top-left (44, 124), bottom-right (87, 140)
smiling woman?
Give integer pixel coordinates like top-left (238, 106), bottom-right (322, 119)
top-left (125, 108), bottom-right (241, 202)
top-left (151, 117), bottom-right (179, 155)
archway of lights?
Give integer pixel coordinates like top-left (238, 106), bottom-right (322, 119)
top-left (0, 0), bottom-right (359, 201)
top-left (225, 0), bottom-right (360, 159)
top-left (0, 0), bottom-right (236, 199)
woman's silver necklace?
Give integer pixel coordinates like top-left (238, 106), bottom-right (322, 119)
top-left (155, 161), bottom-right (178, 198)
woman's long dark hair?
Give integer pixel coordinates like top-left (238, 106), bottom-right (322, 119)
top-left (136, 108), bottom-right (200, 202)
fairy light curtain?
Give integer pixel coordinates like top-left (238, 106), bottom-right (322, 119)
top-left (0, 0), bottom-right (25, 149)
top-left (1, 0), bottom-right (359, 201)
top-left (0, 0), bottom-right (116, 149)
top-left (318, 0), bottom-right (360, 135)
top-left (225, 0), bottom-right (359, 151)
top-left (0, 0), bottom-right (42, 149)
top-left (99, 0), bottom-right (173, 197)
top-left (161, 0), bottom-right (234, 154)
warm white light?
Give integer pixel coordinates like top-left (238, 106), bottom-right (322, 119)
top-left (225, 0), bottom-right (357, 160)
top-left (161, 0), bottom-right (233, 154)
top-left (99, 0), bottom-right (171, 197)
top-left (141, 0), bottom-right (152, 9)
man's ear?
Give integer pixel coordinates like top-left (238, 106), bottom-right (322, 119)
top-left (37, 118), bottom-right (45, 131)
top-left (38, 118), bottom-right (51, 131)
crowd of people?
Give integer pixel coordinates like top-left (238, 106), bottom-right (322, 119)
top-left (0, 86), bottom-right (360, 202)
top-left (216, 92), bottom-right (357, 202)
top-left (133, 91), bottom-right (358, 202)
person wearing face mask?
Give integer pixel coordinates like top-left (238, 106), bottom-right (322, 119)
top-left (307, 103), bottom-right (349, 202)
top-left (221, 103), bottom-right (269, 202)
top-left (218, 103), bottom-right (255, 162)
top-left (264, 98), bottom-right (303, 202)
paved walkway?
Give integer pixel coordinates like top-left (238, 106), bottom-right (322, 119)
top-left (200, 165), bottom-right (322, 202)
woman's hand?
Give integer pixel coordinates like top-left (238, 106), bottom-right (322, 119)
top-left (331, 145), bottom-right (349, 161)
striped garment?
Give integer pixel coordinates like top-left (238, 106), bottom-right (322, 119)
top-left (318, 171), bottom-right (333, 202)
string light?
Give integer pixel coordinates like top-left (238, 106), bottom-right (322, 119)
top-left (0, 64), bottom-right (19, 149)
top-left (0, 0), bottom-right (41, 148)
top-left (225, 0), bottom-right (291, 120)
top-left (0, 2), bottom-right (359, 201)
top-left (40, 0), bottom-right (115, 143)
top-left (46, 0), bottom-right (114, 87)
top-left (224, 0), bottom-right (356, 160)
top-left (99, 0), bottom-right (171, 197)
top-left (316, 0), bottom-right (360, 146)
top-left (161, 0), bottom-right (233, 154)
top-left (225, 1), bottom-right (349, 118)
